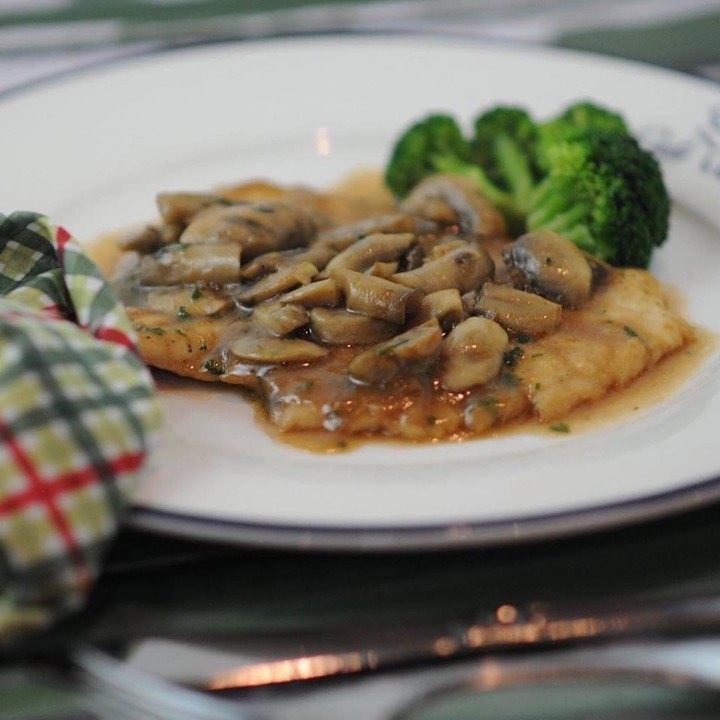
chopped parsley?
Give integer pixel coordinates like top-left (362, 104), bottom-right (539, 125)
top-left (202, 358), bottom-right (226, 376)
top-left (191, 287), bottom-right (204, 301)
top-left (376, 338), bottom-right (409, 356)
top-left (135, 324), bottom-right (165, 336)
top-left (503, 346), bottom-right (524, 367)
top-left (623, 325), bottom-right (639, 338)
top-left (474, 396), bottom-right (499, 421)
top-left (174, 328), bottom-right (192, 353)
top-left (177, 306), bottom-right (191, 320)
top-left (549, 422), bottom-right (571, 433)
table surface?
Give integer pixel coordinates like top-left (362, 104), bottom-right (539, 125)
top-left (2, 2), bottom-right (720, 719)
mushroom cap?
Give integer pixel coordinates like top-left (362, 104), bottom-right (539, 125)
top-left (504, 230), bottom-right (593, 308)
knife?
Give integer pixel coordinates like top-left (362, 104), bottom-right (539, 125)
top-left (70, 590), bottom-right (720, 694)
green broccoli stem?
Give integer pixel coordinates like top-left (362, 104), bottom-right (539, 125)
top-left (531, 204), bottom-right (590, 235)
top-left (525, 179), bottom-right (567, 227)
top-left (552, 224), bottom-right (598, 255)
top-left (526, 180), bottom-right (610, 259)
top-left (493, 134), bottom-right (535, 213)
top-left (527, 209), bottom-right (603, 257)
top-left (430, 155), bottom-right (527, 235)
top-left (430, 155), bottom-right (512, 208)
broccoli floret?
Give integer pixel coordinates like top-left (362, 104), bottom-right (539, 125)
top-left (383, 102), bottom-right (670, 268)
top-left (543, 101), bottom-right (628, 135)
top-left (527, 130), bottom-right (670, 267)
top-left (536, 101), bottom-right (629, 168)
top-left (538, 101), bottom-right (628, 142)
top-left (384, 114), bottom-right (470, 198)
top-left (384, 113), bottom-right (517, 223)
top-left (385, 108), bottom-right (536, 233)
top-left (471, 106), bottom-right (539, 207)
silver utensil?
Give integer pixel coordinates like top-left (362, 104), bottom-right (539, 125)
top-left (12, 590), bottom-right (720, 719)
top-left (60, 590), bottom-right (720, 719)
top-left (73, 636), bottom-right (720, 720)
top-left (78, 591), bottom-right (720, 691)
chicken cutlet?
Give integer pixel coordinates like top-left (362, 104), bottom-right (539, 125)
top-left (113, 174), bottom-right (696, 446)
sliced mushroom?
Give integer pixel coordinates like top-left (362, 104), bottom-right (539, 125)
top-left (503, 230), bottom-right (593, 308)
top-left (400, 234), bottom-right (469, 271)
top-left (464, 384), bottom-right (529, 434)
top-left (461, 290), bottom-right (478, 316)
top-left (156, 192), bottom-right (222, 226)
top-left (475, 282), bottom-right (562, 337)
top-left (323, 232), bottom-right (416, 276)
top-left (238, 250), bottom-right (286, 280)
top-left (333, 269), bottom-right (422, 324)
top-left (146, 286), bottom-right (232, 317)
top-left (252, 301), bottom-right (309, 336)
top-left (424, 237), bottom-right (472, 261)
top-left (391, 245), bottom-right (494, 295)
top-left (441, 317), bottom-right (509, 392)
top-left (401, 174), bottom-right (507, 238)
top-left (295, 243), bottom-right (337, 272)
top-left (180, 201), bottom-right (316, 260)
top-left (139, 243), bottom-right (241, 286)
top-left (348, 319), bottom-right (443, 386)
top-left (280, 278), bottom-right (342, 308)
top-left (118, 225), bottom-right (164, 253)
top-left (310, 308), bottom-right (396, 345)
top-left (230, 334), bottom-right (327, 364)
top-left (402, 243), bottom-right (425, 271)
top-left (241, 245), bottom-right (335, 281)
top-left (159, 224), bottom-right (184, 246)
top-left (236, 261), bottom-right (318, 305)
top-left (111, 250), bottom-right (140, 281)
top-left (366, 261), bottom-right (399, 278)
top-left (110, 251), bottom-right (143, 307)
top-left (416, 288), bottom-right (465, 331)
top-left (317, 213), bottom-right (420, 251)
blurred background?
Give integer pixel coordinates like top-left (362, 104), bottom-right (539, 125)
top-left (0, 0), bottom-right (719, 93)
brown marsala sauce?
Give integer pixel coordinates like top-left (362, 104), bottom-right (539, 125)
top-left (87, 171), bottom-right (717, 455)
top-left (254, 327), bottom-right (716, 454)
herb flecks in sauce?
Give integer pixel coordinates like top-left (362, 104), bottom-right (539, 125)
top-left (549, 422), bottom-right (571, 433)
top-left (111, 174), bottom-right (703, 451)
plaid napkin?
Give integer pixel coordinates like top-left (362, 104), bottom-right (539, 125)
top-left (0, 212), bottom-right (161, 643)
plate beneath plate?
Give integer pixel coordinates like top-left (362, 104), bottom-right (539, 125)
top-left (3, 35), bottom-right (720, 549)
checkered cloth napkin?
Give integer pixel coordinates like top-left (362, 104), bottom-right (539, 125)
top-left (0, 212), bottom-right (161, 643)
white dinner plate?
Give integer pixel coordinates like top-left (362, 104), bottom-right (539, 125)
top-left (3, 35), bottom-right (720, 550)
